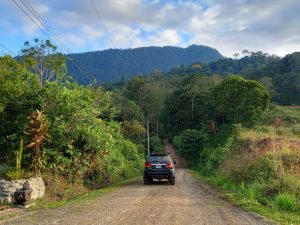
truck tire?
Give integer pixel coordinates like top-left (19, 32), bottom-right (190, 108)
top-left (169, 177), bottom-right (175, 185)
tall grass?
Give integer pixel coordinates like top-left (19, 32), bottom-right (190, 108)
top-left (192, 171), bottom-right (300, 224)
top-left (239, 126), bottom-right (300, 140)
top-left (239, 105), bottom-right (300, 140)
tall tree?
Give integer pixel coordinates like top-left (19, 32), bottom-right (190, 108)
top-left (125, 76), bottom-right (165, 120)
top-left (21, 39), bottom-right (66, 87)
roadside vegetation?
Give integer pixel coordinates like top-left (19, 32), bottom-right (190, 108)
top-left (0, 39), bottom-right (145, 201)
top-left (172, 104), bottom-right (300, 224)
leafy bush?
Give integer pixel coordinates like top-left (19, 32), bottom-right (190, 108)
top-left (38, 82), bottom-right (144, 188)
top-left (0, 56), bottom-right (41, 162)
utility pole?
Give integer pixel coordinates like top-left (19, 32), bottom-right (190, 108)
top-left (147, 120), bottom-right (150, 156)
top-left (156, 120), bottom-right (158, 141)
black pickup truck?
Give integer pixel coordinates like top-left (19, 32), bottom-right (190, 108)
top-left (143, 153), bottom-right (176, 185)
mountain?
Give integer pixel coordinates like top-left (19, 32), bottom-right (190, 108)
top-left (66, 45), bottom-right (223, 84)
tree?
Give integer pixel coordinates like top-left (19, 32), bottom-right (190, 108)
top-left (258, 77), bottom-right (278, 99)
top-left (21, 39), bottom-right (66, 87)
top-left (213, 75), bottom-right (270, 127)
top-left (125, 76), bottom-right (165, 120)
top-left (164, 75), bottom-right (222, 134)
top-left (185, 74), bottom-right (222, 122)
top-left (0, 56), bottom-right (39, 112)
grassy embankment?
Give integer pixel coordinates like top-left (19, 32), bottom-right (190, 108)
top-left (195, 105), bottom-right (300, 225)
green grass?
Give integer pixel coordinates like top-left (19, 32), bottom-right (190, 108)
top-left (32, 176), bottom-right (142, 209)
top-left (274, 194), bottom-right (298, 212)
top-left (190, 170), bottom-right (300, 225)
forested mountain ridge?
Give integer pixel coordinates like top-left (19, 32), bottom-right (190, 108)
top-left (66, 45), bottom-right (223, 84)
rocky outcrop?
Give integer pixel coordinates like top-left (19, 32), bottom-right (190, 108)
top-left (0, 177), bottom-right (45, 203)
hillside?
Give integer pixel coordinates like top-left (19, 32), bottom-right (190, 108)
top-left (66, 45), bottom-right (223, 84)
top-left (168, 52), bottom-right (300, 105)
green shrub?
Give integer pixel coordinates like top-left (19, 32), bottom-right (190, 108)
top-left (248, 154), bottom-right (278, 182)
top-left (274, 193), bottom-right (298, 212)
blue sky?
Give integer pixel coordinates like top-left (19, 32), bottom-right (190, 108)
top-left (0, 0), bottom-right (300, 57)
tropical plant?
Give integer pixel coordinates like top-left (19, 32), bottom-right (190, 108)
top-left (26, 110), bottom-right (48, 176)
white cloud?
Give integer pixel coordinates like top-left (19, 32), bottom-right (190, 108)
top-left (148, 29), bottom-right (181, 46)
top-left (0, 0), bottom-right (299, 56)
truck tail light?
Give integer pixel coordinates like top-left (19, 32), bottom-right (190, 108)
top-left (144, 162), bottom-right (152, 168)
top-left (166, 162), bottom-right (173, 169)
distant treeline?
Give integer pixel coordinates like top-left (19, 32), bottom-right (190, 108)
top-left (168, 51), bottom-right (300, 105)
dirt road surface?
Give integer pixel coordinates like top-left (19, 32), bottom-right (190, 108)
top-left (0, 144), bottom-right (272, 225)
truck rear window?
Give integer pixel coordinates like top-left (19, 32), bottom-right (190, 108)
top-left (148, 156), bottom-right (170, 163)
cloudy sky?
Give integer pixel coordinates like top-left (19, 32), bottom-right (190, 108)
top-left (0, 0), bottom-right (300, 57)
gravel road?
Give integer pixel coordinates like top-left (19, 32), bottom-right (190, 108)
top-left (0, 144), bottom-right (272, 225)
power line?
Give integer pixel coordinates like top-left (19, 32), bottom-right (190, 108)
top-left (21, 0), bottom-right (66, 50)
top-left (0, 43), bottom-right (17, 56)
top-left (12, 0), bottom-right (52, 40)
top-left (12, 0), bottom-right (94, 82)
top-left (19, 0), bottom-right (94, 82)
top-left (90, 0), bottom-right (116, 49)
top-left (90, 0), bottom-right (136, 83)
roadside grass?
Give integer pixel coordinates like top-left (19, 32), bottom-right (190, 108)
top-left (32, 176), bottom-right (142, 209)
top-left (239, 105), bottom-right (300, 141)
top-left (190, 170), bottom-right (300, 225)
top-left (239, 126), bottom-right (300, 141)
